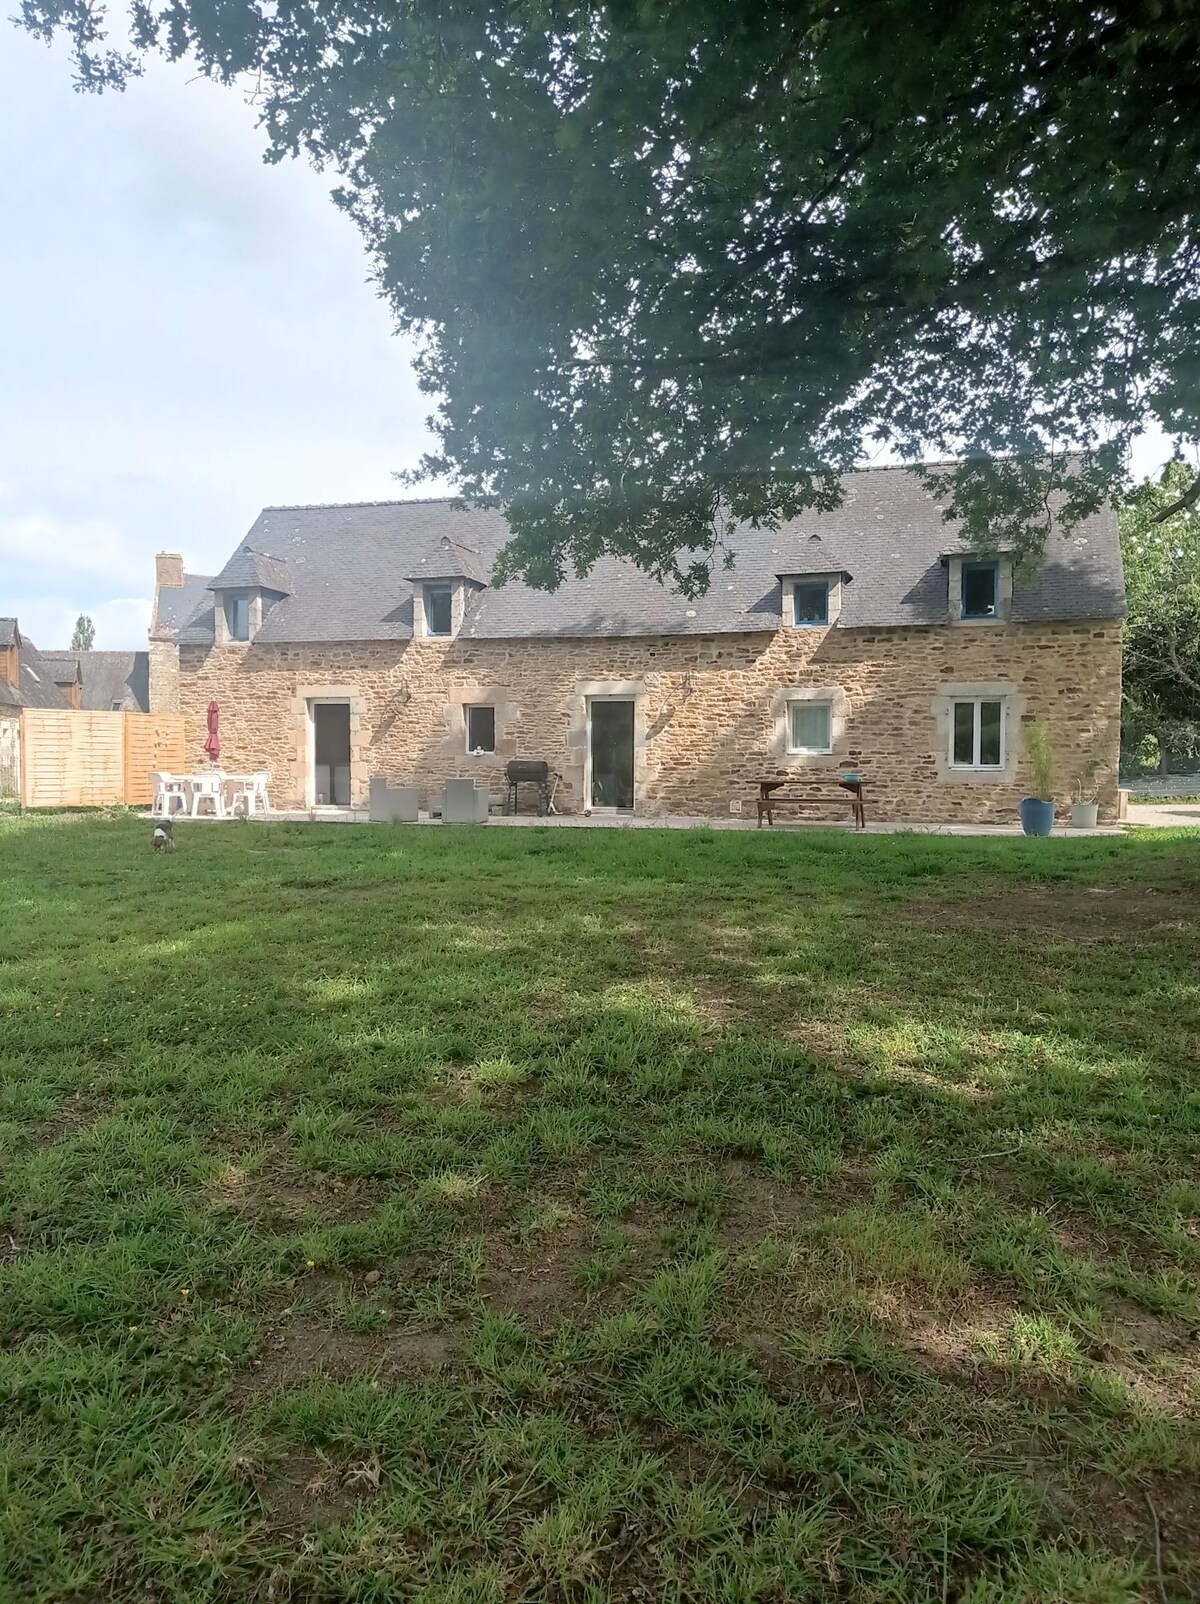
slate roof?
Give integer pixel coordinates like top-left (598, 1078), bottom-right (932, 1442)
top-left (208, 547), bottom-right (293, 595)
top-left (40, 654), bottom-right (83, 688)
top-left (405, 534), bottom-right (489, 586)
top-left (0, 627), bottom-right (71, 711)
top-left (44, 651), bottom-right (150, 712)
top-left (153, 573), bottom-right (214, 642)
top-left (173, 468), bottom-right (1126, 647)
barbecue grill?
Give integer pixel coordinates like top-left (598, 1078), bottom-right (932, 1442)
top-left (505, 759), bottom-right (560, 816)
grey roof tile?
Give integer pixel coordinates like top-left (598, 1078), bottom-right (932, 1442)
top-left (0, 631), bottom-right (71, 711)
top-left (154, 574), bottom-right (214, 642)
top-left (44, 651), bottom-right (150, 712)
top-left (405, 534), bottom-right (489, 585)
top-left (208, 547), bottom-right (293, 594)
top-left (0, 618), bottom-right (17, 649)
top-left (183, 469), bottom-right (1124, 648)
top-left (38, 654), bottom-right (83, 686)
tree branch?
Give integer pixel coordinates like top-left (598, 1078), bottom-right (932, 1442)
top-left (1152, 474), bottom-right (1200, 521)
top-left (1162, 635), bottom-right (1200, 696)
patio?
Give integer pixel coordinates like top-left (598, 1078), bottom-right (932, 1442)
top-left (152, 803), bottom-right (1130, 835)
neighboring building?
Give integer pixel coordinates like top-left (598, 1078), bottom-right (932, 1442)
top-left (0, 618), bottom-right (72, 799)
top-left (41, 651), bottom-right (149, 713)
top-left (148, 468), bottom-right (1126, 822)
top-left (0, 619), bottom-right (72, 713)
top-left (37, 652), bottom-right (83, 709)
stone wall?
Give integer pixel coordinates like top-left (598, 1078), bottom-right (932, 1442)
top-left (148, 640), bottom-right (180, 716)
top-left (177, 620), bottom-right (1124, 823)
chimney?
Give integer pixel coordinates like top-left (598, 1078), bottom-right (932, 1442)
top-left (155, 552), bottom-right (185, 590)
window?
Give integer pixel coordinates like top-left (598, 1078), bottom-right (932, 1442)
top-left (787, 699), bottom-right (833, 754)
top-left (792, 581), bottom-right (829, 626)
top-left (961, 561), bottom-right (999, 619)
top-left (225, 594), bottom-right (251, 641)
top-left (466, 704), bottom-right (496, 754)
top-left (951, 698), bottom-right (1004, 769)
top-left (425, 584), bottom-right (453, 636)
top-left (110, 700), bottom-right (123, 712)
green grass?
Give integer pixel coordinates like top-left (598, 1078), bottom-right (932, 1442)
top-left (2, 815), bottom-right (1199, 1602)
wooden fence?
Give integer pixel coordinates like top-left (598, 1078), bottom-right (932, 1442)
top-left (19, 710), bottom-right (185, 809)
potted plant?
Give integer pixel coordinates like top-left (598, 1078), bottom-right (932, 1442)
top-left (1070, 756), bottom-right (1102, 829)
top-left (1020, 721), bottom-right (1058, 836)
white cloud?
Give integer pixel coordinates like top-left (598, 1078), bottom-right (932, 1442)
top-left (0, 512), bottom-right (147, 588)
top-left (5, 595), bottom-right (153, 653)
top-left (1, 31), bottom-right (438, 650)
top-left (92, 596), bottom-right (154, 648)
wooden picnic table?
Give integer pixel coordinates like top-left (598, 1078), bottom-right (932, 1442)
top-left (756, 775), bottom-right (866, 830)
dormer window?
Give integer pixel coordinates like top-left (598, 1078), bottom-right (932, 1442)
top-left (780, 573), bottom-right (844, 628)
top-left (946, 552), bottom-right (1009, 624)
top-left (425, 583), bottom-right (453, 637)
top-left (961, 562), bottom-right (999, 620)
top-left (208, 549), bottom-right (291, 646)
top-left (792, 581), bottom-right (829, 626)
top-left (225, 594), bottom-right (251, 642)
top-left (407, 536), bottom-right (487, 640)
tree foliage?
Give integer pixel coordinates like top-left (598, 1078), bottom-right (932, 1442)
top-left (18, 0), bottom-right (1200, 590)
top-left (1120, 459), bottom-right (1200, 757)
top-left (69, 614), bottom-right (95, 651)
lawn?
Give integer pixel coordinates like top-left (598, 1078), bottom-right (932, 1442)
top-left (1, 816), bottom-right (1199, 1603)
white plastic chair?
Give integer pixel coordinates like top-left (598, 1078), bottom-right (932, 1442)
top-left (230, 772), bottom-right (272, 816)
top-left (190, 773), bottom-right (227, 819)
top-left (152, 772), bottom-right (187, 817)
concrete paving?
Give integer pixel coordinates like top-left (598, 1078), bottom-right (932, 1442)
top-left (1125, 801), bottom-right (1200, 829)
top-left (220, 807), bottom-right (1126, 837)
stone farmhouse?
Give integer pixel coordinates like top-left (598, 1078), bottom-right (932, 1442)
top-left (147, 466), bottom-right (1126, 823)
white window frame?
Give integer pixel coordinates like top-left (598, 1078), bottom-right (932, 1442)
top-left (465, 704), bottom-right (496, 755)
top-left (790, 579), bottom-right (830, 627)
top-left (949, 697), bottom-right (1006, 771)
top-left (783, 574), bottom-right (842, 628)
top-left (786, 697), bottom-right (834, 755)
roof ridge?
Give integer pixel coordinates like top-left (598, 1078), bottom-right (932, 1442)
top-left (260, 495), bottom-right (469, 512)
top-left (255, 459), bottom-right (1086, 516)
top-left (44, 648), bottom-right (143, 658)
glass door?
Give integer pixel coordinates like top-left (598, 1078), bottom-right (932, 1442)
top-left (312, 702), bottom-right (351, 806)
top-left (589, 699), bottom-right (634, 810)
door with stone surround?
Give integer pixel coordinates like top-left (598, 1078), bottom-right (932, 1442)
top-left (311, 701), bottom-right (351, 807)
top-left (588, 698), bottom-right (635, 811)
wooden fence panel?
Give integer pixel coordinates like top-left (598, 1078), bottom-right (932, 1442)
top-left (123, 714), bottom-right (186, 806)
top-left (20, 710), bottom-right (124, 808)
top-left (18, 711), bottom-right (185, 808)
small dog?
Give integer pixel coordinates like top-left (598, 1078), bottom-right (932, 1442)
top-left (152, 818), bottom-right (175, 852)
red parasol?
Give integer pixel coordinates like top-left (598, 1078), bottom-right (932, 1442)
top-left (204, 699), bottom-right (221, 763)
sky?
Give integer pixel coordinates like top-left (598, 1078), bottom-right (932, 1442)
top-left (0, 23), bottom-right (1181, 652)
top-left (1, 28), bottom-right (438, 651)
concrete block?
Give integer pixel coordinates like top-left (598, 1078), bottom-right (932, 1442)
top-left (369, 776), bottom-right (419, 822)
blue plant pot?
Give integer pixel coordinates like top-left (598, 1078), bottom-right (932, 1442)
top-left (1019, 798), bottom-right (1056, 837)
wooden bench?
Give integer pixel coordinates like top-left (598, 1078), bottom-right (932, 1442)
top-left (756, 776), bottom-right (866, 830)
